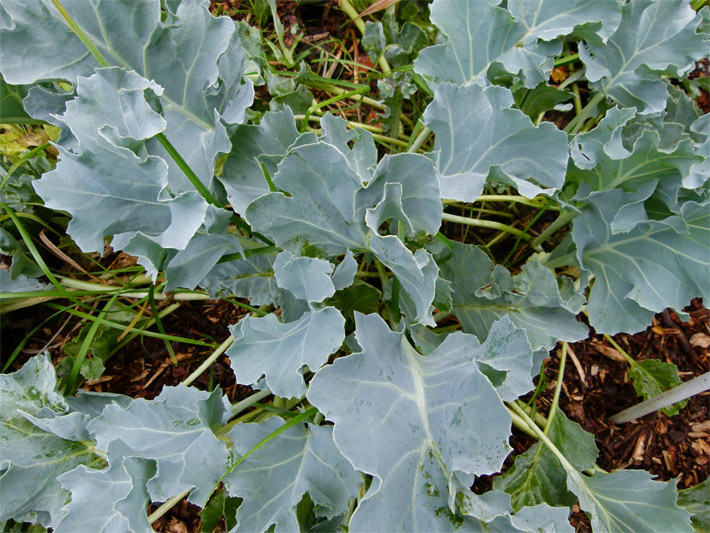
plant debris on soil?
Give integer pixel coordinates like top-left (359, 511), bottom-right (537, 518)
top-left (1, 1), bottom-right (708, 531)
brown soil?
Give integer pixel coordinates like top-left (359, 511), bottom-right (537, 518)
top-left (1, 2), bottom-right (708, 532)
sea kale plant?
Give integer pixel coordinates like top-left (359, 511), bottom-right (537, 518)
top-left (0, 0), bottom-right (708, 531)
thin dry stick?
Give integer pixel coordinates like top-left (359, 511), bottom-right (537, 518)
top-left (565, 343), bottom-right (587, 390)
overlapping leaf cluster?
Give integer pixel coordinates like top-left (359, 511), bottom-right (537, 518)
top-left (0, 0), bottom-right (708, 531)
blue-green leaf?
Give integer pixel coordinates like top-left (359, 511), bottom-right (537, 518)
top-left (87, 385), bottom-right (231, 507)
top-left (424, 83), bottom-right (568, 201)
top-left (55, 450), bottom-right (155, 533)
top-left (273, 251), bottom-right (336, 304)
top-left (571, 193), bottom-right (709, 334)
top-left (578, 0), bottom-right (706, 115)
top-left (224, 419), bottom-right (361, 532)
top-left (307, 313), bottom-right (521, 531)
top-left (439, 242), bottom-right (587, 352)
top-left (0, 354), bottom-right (97, 527)
top-left (33, 68), bottom-right (208, 253)
top-left (227, 306), bottom-right (345, 398)
top-left (246, 142), bottom-right (439, 323)
top-left (220, 107), bottom-right (317, 215)
top-left (569, 469), bottom-right (693, 533)
top-left (414, 0), bottom-right (621, 88)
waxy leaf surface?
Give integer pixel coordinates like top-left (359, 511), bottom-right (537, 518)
top-left (424, 83), bottom-right (568, 201)
top-left (55, 450), bottom-right (155, 533)
top-left (307, 313), bottom-right (526, 531)
top-left (569, 469), bottom-right (693, 533)
top-left (571, 192), bottom-right (710, 334)
top-left (88, 385), bottom-right (231, 506)
top-left (227, 306), bottom-right (345, 398)
top-left (246, 143), bottom-right (440, 322)
top-left (224, 419), bottom-right (360, 532)
top-left (439, 242), bottom-right (587, 352)
top-left (414, 0), bottom-right (620, 88)
top-left (579, 0), bottom-right (706, 114)
top-left (0, 355), bottom-right (97, 528)
top-left (220, 107), bottom-right (317, 215)
top-left (33, 68), bottom-right (207, 253)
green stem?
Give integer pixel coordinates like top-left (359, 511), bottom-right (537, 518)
top-left (230, 389), bottom-right (273, 417)
top-left (51, 0), bottom-right (109, 67)
top-left (507, 408), bottom-right (539, 440)
top-left (553, 53), bottom-right (580, 68)
top-left (340, 0), bottom-right (391, 74)
top-left (508, 401), bottom-right (577, 473)
top-left (603, 333), bottom-right (636, 367)
top-left (545, 342), bottom-right (567, 435)
top-left (441, 212), bottom-right (532, 241)
top-left (155, 133), bottom-right (223, 207)
top-left (529, 209), bottom-right (577, 251)
top-left (303, 87), bottom-right (369, 131)
top-left (183, 335), bottom-right (234, 385)
top-left (407, 126), bottom-right (431, 153)
top-left (148, 490), bottom-right (190, 524)
top-left (564, 92), bottom-right (605, 134)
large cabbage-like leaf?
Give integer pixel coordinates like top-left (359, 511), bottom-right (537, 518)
top-left (87, 385), bottom-right (231, 506)
top-left (414, 0), bottom-right (621, 88)
top-left (33, 68), bottom-right (207, 253)
top-left (55, 449), bottom-right (155, 533)
top-left (570, 192), bottom-right (709, 334)
top-left (424, 83), bottom-right (568, 201)
top-left (224, 419), bottom-right (361, 532)
top-left (569, 469), bottom-right (693, 533)
top-left (0, 0), bottom-right (253, 191)
top-left (439, 242), bottom-right (587, 352)
top-left (220, 107), bottom-right (317, 215)
top-left (226, 306), bottom-right (345, 398)
top-left (307, 313), bottom-right (532, 531)
top-left (246, 142), bottom-right (440, 322)
top-left (0, 354), bottom-right (97, 527)
top-left (578, 0), bottom-right (706, 115)
top-left (569, 107), bottom-right (701, 214)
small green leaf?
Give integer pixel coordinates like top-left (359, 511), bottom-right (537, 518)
top-left (495, 410), bottom-right (598, 511)
top-left (628, 359), bottom-right (686, 416)
top-left (677, 478), bottom-right (710, 532)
